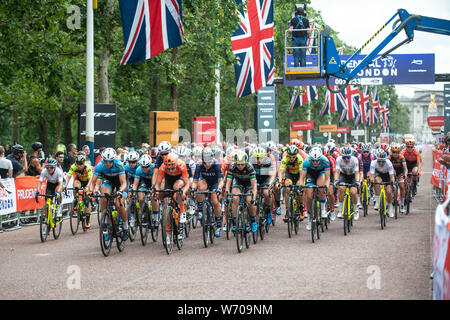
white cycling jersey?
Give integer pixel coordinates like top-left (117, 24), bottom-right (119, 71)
top-left (369, 159), bottom-right (394, 175)
top-left (39, 167), bottom-right (64, 184)
top-left (336, 156), bottom-right (359, 175)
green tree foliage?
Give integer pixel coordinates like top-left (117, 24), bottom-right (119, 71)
top-left (0, 0), bottom-right (409, 154)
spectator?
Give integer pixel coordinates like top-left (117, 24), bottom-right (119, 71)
top-left (6, 144), bottom-right (27, 177)
top-left (95, 147), bottom-right (105, 166)
top-left (0, 145), bottom-right (13, 180)
top-left (55, 151), bottom-right (65, 171)
top-left (82, 144), bottom-right (92, 166)
top-left (4, 143), bottom-right (11, 157)
top-left (289, 6), bottom-right (310, 67)
top-left (27, 142), bottom-right (44, 177)
top-left (63, 143), bottom-right (77, 172)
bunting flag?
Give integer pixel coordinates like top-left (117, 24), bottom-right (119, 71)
top-left (119, 0), bottom-right (185, 65)
top-left (368, 105), bottom-right (378, 125)
top-left (231, 0), bottom-right (274, 97)
top-left (358, 86), bottom-right (370, 125)
top-left (289, 86), bottom-right (318, 110)
top-left (339, 85), bottom-right (360, 122)
top-left (382, 102), bottom-right (390, 128)
top-left (320, 86), bottom-right (346, 116)
top-left (306, 22), bottom-right (316, 54)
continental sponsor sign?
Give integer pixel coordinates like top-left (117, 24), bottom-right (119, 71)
top-left (149, 111), bottom-right (179, 146)
top-left (319, 124), bottom-right (337, 133)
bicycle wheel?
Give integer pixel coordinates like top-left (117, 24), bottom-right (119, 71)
top-left (394, 190), bottom-right (398, 220)
top-left (294, 201), bottom-right (300, 236)
top-left (252, 211), bottom-right (258, 245)
top-left (244, 207), bottom-right (251, 249)
top-left (343, 195), bottom-right (349, 236)
top-left (236, 206), bottom-right (244, 253)
top-left (185, 210), bottom-right (191, 238)
top-left (139, 205), bottom-right (149, 246)
top-left (161, 206), bottom-right (174, 254)
top-left (99, 210), bottom-right (113, 257)
top-left (176, 220), bottom-right (184, 250)
top-left (39, 205), bottom-right (49, 242)
top-left (259, 204), bottom-right (266, 241)
top-left (310, 200), bottom-right (316, 243)
top-left (202, 203), bottom-right (210, 248)
top-left (379, 191), bottom-right (386, 230)
top-left (226, 204), bottom-right (233, 240)
top-left (287, 195), bottom-right (294, 238)
top-left (316, 201), bottom-right (321, 240)
top-left (149, 206), bottom-right (159, 243)
top-left (53, 207), bottom-right (63, 240)
top-left (70, 203), bottom-right (80, 235)
top-left (405, 183), bottom-right (411, 215)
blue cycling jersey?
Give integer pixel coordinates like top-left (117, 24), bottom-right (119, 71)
top-left (193, 162), bottom-right (223, 186)
top-left (135, 164), bottom-right (155, 183)
top-left (94, 159), bottom-right (126, 179)
top-left (125, 163), bottom-right (138, 185)
top-left (301, 156), bottom-right (330, 173)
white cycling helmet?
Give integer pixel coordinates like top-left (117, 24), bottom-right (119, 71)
top-left (158, 141), bottom-right (172, 154)
top-left (102, 148), bottom-right (116, 161)
top-left (139, 154), bottom-right (152, 168)
top-left (176, 145), bottom-right (189, 158)
top-left (127, 151), bottom-right (140, 162)
top-left (309, 147), bottom-right (323, 161)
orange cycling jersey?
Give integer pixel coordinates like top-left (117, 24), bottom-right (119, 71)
top-left (158, 160), bottom-right (188, 179)
top-left (400, 148), bottom-right (422, 163)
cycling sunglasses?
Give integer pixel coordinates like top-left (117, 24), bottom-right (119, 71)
top-left (343, 155), bottom-right (351, 160)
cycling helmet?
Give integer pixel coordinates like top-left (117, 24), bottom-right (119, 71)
top-left (309, 147), bottom-right (323, 161)
top-left (266, 141), bottom-right (276, 152)
top-left (46, 158), bottom-right (57, 168)
top-left (361, 144), bottom-right (371, 152)
top-left (391, 143), bottom-right (401, 153)
top-left (119, 152), bottom-right (127, 163)
top-left (405, 139), bottom-right (415, 147)
top-left (176, 145), bottom-right (189, 158)
top-left (297, 141), bottom-right (305, 150)
top-left (136, 149), bottom-right (144, 158)
top-left (158, 141), bottom-right (172, 154)
top-left (377, 150), bottom-right (388, 160)
top-left (12, 144), bottom-right (24, 154)
top-left (351, 148), bottom-right (358, 157)
top-left (75, 154), bottom-right (86, 164)
top-left (150, 147), bottom-right (159, 158)
top-left (32, 142), bottom-right (43, 151)
top-left (380, 143), bottom-right (389, 152)
top-left (341, 147), bottom-right (352, 156)
top-left (287, 145), bottom-right (299, 156)
top-left (304, 144), bottom-right (312, 154)
top-left (374, 142), bottom-right (381, 149)
top-left (234, 151), bottom-right (248, 164)
top-left (127, 151), bottom-right (140, 162)
top-left (139, 154), bottom-right (152, 168)
top-left (102, 148), bottom-right (116, 161)
top-left (202, 148), bottom-right (214, 163)
top-left (163, 153), bottom-right (178, 169)
top-left (291, 138), bottom-right (300, 148)
top-left (252, 147), bottom-right (266, 158)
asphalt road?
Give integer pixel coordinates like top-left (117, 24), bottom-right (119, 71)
top-left (0, 146), bottom-right (436, 300)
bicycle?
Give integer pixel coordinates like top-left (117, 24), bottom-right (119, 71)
top-left (227, 193), bottom-right (253, 253)
top-left (35, 193), bottom-right (63, 242)
top-left (225, 196), bottom-right (234, 240)
top-left (128, 190), bottom-right (152, 246)
top-left (372, 181), bottom-right (392, 230)
top-left (336, 182), bottom-right (356, 236)
top-left (361, 178), bottom-right (370, 217)
top-left (392, 179), bottom-right (400, 219)
top-left (156, 189), bottom-right (185, 255)
top-left (285, 184), bottom-right (302, 238)
top-left (194, 190), bottom-right (220, 248)
top-left (405, 173), bottom-right (419, 215)
top-left (256, 185), bottom-right (271, 241)
top-left (302, 185), bottom-right (328, 243)
top-left (67, 187), bottom-right (92, 235)
top-left (94, 192), bottom-right (126, 256)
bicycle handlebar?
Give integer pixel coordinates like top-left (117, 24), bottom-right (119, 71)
top-left (226, 193), bottom-right (253, 197)
top-left (371, 182), bottom-right (394, 186)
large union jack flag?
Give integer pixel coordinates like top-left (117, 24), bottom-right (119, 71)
top-left (289, 86), bottom-right (318, 110)
top-left (231, 0), bottom-right (274, 97)
top-left (119, 0), bottom-right (185, 65)
top-left (319, 86), bottom-right (346, 116)
top-left (339, 85), bottom-right (360, 122)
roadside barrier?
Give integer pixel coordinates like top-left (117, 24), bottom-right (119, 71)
top-left (433, 192), bottom-right (450, 300)
top-left (431, 149), bottom-right (450, 203)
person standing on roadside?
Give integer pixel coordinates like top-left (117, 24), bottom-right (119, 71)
top-left (0, 146), bottom-right (13, 189)
top-left (6, 144), bottom-right (27, 177)
top-left (63, 143), bottom-right (77, 172)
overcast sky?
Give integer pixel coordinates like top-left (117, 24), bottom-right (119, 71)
top-left (310, 0), bottom-right (450, 97)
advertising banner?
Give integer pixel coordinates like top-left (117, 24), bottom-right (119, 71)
top-left (149, 111), bottom-right (179, 146)
top-left (192, 117), bottom-right (216, 144)
top-left (256, 85), bottom-right (277, 143)
top-left (337, 127), bottom-right (350, 134)
top-left (444, 84), bottom-right (450, 134)
top-left (428, 116), bottom-right (445, 127)
top-left (78, 104), bottom-right (117, 154)
top-left (284, 53), bottom-right (435, 86)
top-left (291, 121), bottom-right (314, 131)
top-left (319, 125), bottom-right (337, 133)
top-left (0, 178), bottom-right (16, 216)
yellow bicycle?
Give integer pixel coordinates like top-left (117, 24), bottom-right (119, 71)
top-left (337, 182), bottom-right (355, 236)
top-left (361, 178), bottom-right (370, 217)
top-left (35, 193), bottom-right (63, 242)
top-left (372, 181), bottom-right (392, 230)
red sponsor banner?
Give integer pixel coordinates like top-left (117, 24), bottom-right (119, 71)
top-left (15, 176), bottom-right (46, 211)
top-left (192, 116), bottom-right (217, 144)
top-left (291, 121), bottom-right (314, 131)
top-left (336, 126), bottom-right (350, 134)
top-left (428, 116), bottom-right (444, 127)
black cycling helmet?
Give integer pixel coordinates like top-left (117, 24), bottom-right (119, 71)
top-left (32, 142), bottom-right (43, 151)
top-left (75, 154), bottom-right (86, 164)
top-left (12, 144), bottom-right (24, 154)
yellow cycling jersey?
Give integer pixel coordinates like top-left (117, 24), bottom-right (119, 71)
top-left (280, 154), bottom-right (304, 175)
top-left (68, 162), bottom-right (93, 182)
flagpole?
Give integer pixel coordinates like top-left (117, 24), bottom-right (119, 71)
top-left (215, 66), bottom-right (220, 145)
top-left (307, 103), bottom-right (311, 144)
top-left (86, 0), bottom-right (95, 164)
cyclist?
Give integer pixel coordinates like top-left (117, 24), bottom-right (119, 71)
top-left (155, 153), bottom-right (190, 226)
top-left (266, 142), bottom-right (282, 217)
top-left (279, 145), bottom-right (304, 222)
top-left (389, 143), bottom-right (408, 213)
top-left (249, 146), bottom-right (276, 225)
top-left (125, 151), bottom-right (140, 192)
top-left (131, 154), bottom-right (158, 226)
top-left (150, 147), bottom-right (158, 164)
top-left (400, 137), bottom-right (422, 197)
top-left (299, 147), bottom-right (330, 230)
top-left (323, 146), bottom-right (336, 220)
top-left (369, 149), bottom-right (396, 218)
top-left (334, 147), bottom-right (361, 220)
top-left (151, 141), bottom-right (172, 220)
top-left (35, 158), bottom-right (64, 218)
top-left (225, 151), bottom-right (258, 233)
top-left (191, 147), bottom-right (224, 237)
top-left (88, 148), bottom-right (129, 241)
top-left (65, 154), bottom-right (94, 228)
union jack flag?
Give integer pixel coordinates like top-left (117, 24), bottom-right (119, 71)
top-left (355, 86), bottom-right (370, 125)
top-left (368, 106), bottom-right (378, 125)
top-left (231, 0), bottom-right (274, 97)
top-left (320, 86), bottom-right (346, 116)
top-left (381, 102), bottom-right (390, 128)
top-left (289, 86), bottom-right (318, 110)
top-left (339, 85), bottom-right (360, 122)
top-left (119, 0), bottom-right (185, 65)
